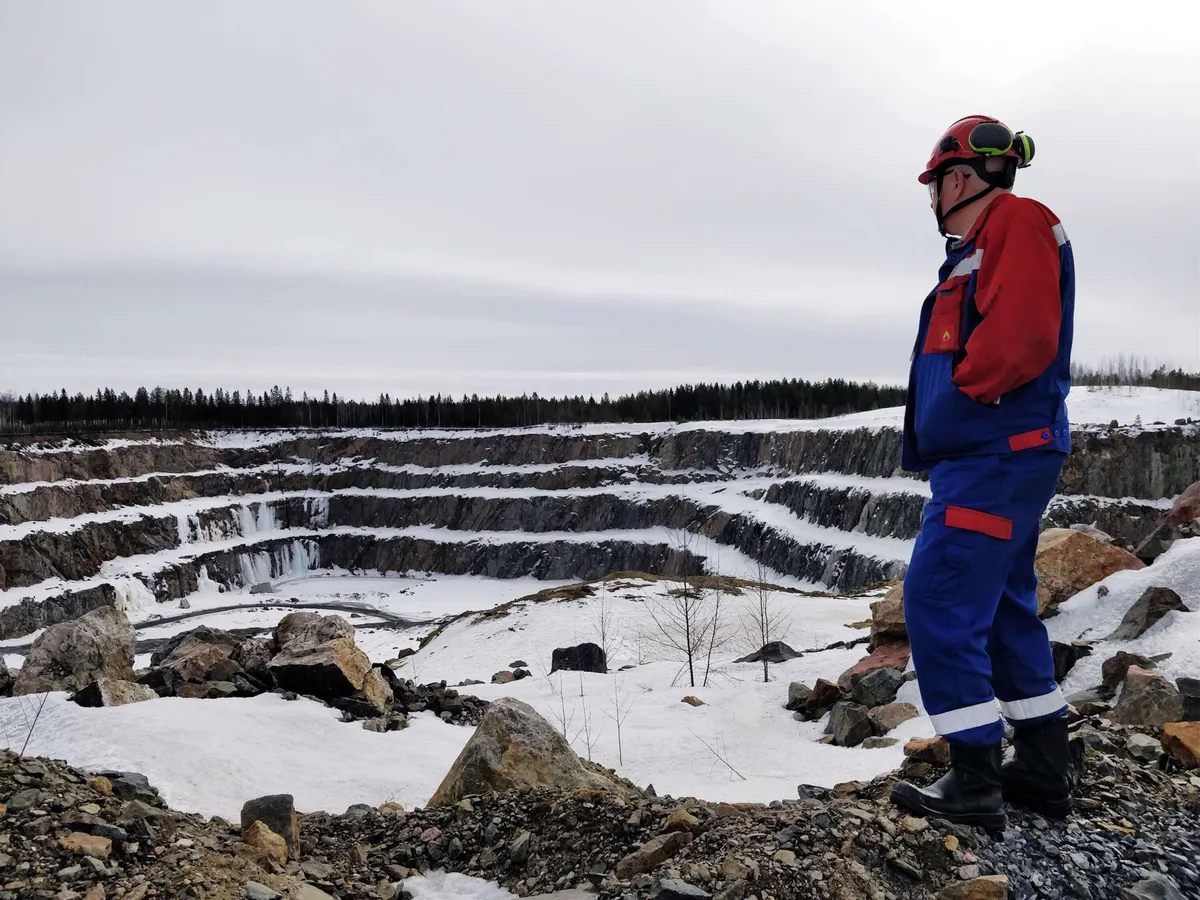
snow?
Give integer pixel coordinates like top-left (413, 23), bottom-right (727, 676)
top-left (403, 873), bottom-right (515, 900)
top-left (1048, 538), bottom-right (1200, 695)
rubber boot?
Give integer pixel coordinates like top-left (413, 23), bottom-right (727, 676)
top-left (891, 741), bottom-right (1006, 831)
top-left (1000, 716), bottom-right (1072, 818)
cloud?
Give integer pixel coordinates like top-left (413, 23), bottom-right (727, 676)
top-left (1, 0), bottom-right (1196, 396)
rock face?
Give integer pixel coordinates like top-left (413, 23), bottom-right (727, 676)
top-left (1111, 666), bottom-right (1184, 728)
top-left (1106, 587), bottom-right (1189, 640)
top-left (869, 584), bottom-right (906, 649)
top-left (70, 678), bottom-right (158, 708)
top-left (13, 606), bottom-right (135, 695)
top-left (427, 698), bottom-right (637, 807)
top-left (550, 643), bottom-right (607, 675)
top-left (268, 613), bottom-right (374, 702)
top-left (1034, 529), bottom-right (1145, 613)
top-left (241, 794), bottom-right (300, 859)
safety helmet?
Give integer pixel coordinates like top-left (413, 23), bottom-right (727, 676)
top-left (918, 115), bottom-right (1034, 185)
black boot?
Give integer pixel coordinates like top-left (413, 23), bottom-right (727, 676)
top-left (1000, 716), bottom-right (1072, 818)
top-left (891, 741), bottom-right (1006, 830)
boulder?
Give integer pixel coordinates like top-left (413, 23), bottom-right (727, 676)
top-left (1051, 641), bottom-right (1093, 682)
top-left (70, 678), bottom-right (158, 708)
top-left (680, 696), bottom-right (705, 707)
top-left (358, 667), bottom-right (393, 715)
top-left (851, 667), bottom-right (906, 709)
top-left (550, 642), bottom-right (607, 674)
top-left (785, 682), bottom-right (812, 712)
top-left (615, 832), bottom-right (692, 879)
top-left (829, 702), bottom-right (872, 747)
top-left (243, 820), bottom-right (288, 865)
top-left (734, 641), bottom-right (800, 664)
top-left (427, 698), bottom-right (638, 806)
top-left (1105, 587), bottom-right (1189, 641)
top-left (241, 795), bottom-right (299, 859)
top-left (1110, 666), bottom-right (1184, 728)
top-left (1034, 529), bottom-right (1145, 614)
top-left (231, 638), bottom-right (274, 682)
top-left (492, 670), bottom-right (517, 685)
top-left (837, 642), bottom-right (910, 692)
top-left (1166, 480), bottom-right (1200, 525)
top-left (95, 771), bottom-right (162, 806)
top-left (1161, 722), bottom-right (1200, 767)
top-left (869, 701), bottom-right (919, 734)
top-left (249, 582), bottom-right (275, 595)
top-left (805, 679), bottom-right (847, 716)
top-left (1101, 651), bottom-right (1157, 690)
top-left (869, 584), bottom-right (906, 650)
top-left (861, 736), bottom-right (899, 749)
top-left (159, 636), bottom-right (237, 684)
top-left (273, 611), bottom-right (354, 653)
top-left (150, 626), bottom-right (240, 668)
top-left (1122, 874), bottom-right (1187, 900)
top-left (267, 614), bottom-right (373, 702)
top-left (13, 606), bottom-right (135, 695)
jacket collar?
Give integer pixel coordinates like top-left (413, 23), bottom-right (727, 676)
top-left (949, 191), bottom-right (1014, 250)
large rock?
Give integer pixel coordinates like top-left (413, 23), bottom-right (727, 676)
top-left (358, 667), bottom-right (393, 715)
top-left (71, 678), bottom-right (158, 708)
top-left (1122, 874), bottom-right (1186, 900)
top-left (1110, 666), bottom-right (1184, 728)
top-left (804, 679), bottom-right (847, 717)
top-left (241, 795), bottom-right (299, 859)
top-left (273, 611), bottom-right (354, 652)
top-left (829, 702), bottom-right (872, 747)
top-left (851, 667), bottom-right (905, 709)
top-left (231, 638), bottom-right (274, 683)
top-left (785, 682), bottom-right (812, 712)
top-left (267, 613), bottom-right (373, 702)
top-left (869, 584), bottom-right (906, 650)
top-left (837, 642), bottom-right (910, 692)
top-left (427, 698), bottom-right (637, 806)
top-left (869, 702), bottom-right (919, 734)
top-left (1034, 529), bottom-right (1145, 614)
top-left (1105, 587), bottom-right (1189, 640)
top-left (550, 643), bottom-right (607, 675)
top-left (150, 626), bottom-right (240, 668)
top-left (1101, 651), bottom-right (1157, 690)
top-left (13, 606), bottom-right (135, 695)
top-left (735, 641), bottom-right (800, 664)
top-left (243, 820), bottom-right (288, 865)
top-left (1161, 722), bottom-right (1200, 768)
top-left (158, 635), bottom-right (237, 684)
top-left (937, 876), bottom-right (1010, 900)
top-left (1166, 480), bottom-right (1200, 525)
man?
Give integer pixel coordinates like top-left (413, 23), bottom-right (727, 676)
top-left (890, 115), bottom-right (1075, 830)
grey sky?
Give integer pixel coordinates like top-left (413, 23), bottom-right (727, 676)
top-left (1, 1), bottom-right (1197, 399)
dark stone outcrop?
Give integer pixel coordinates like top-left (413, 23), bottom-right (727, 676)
top-left (550, 643), bottom-right (608, 675)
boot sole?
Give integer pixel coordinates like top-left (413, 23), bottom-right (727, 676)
top-left (890, 783), bottom-right (1007, 831)
top-left (1001, 783), bottom-right (1072, 819)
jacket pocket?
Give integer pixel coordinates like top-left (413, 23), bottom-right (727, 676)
top-left (922, 279), bottom-right (966, 355)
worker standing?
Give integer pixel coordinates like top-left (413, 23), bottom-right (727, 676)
top-left (890, 116), bottom-right (1075, 829)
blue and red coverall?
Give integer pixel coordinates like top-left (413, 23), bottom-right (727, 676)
top-left (902, 192), bottom-right (1075, 745)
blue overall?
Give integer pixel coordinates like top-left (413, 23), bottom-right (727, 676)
top-left (902, 196), bottom-right (1075, 745)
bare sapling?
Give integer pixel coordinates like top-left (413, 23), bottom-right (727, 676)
top-left (645, 530), bottom-right (716, 688)
top-left (743, 555), bottom-right (793, 683)
top-left (603, 676), bottom-right (634, 765)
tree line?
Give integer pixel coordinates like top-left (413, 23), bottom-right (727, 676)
top-left (1070, 357), bottom-right (1200, 391)
top-left (0, 378), bottom-right (906, 434)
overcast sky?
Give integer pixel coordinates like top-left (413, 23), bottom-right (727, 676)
top-left (2, 1), bottom-right (1197, 400)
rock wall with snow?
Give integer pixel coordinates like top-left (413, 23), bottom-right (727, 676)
top-left (1, 402), bottom-right (1197, 641)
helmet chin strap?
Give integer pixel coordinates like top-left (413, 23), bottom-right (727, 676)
top-left (934, 165), bottom-right (1003, 249)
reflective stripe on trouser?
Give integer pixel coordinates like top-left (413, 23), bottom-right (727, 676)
top-left (904, 451), bottom-right (1067, 745)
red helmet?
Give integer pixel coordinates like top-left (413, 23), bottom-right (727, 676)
top-left (917, 115), bottom-right (1034, 185)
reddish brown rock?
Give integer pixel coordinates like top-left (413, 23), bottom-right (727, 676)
top-left (869, 584), bottom-right (906, 650)
top-left (1034, 529), bottom-right (1144, 614)
top-left (1166, 480), bottom-right (1200, 525)
top-left (1162, 722), bottom-right (1200, 767)
top-left (837, 642), bottom-right (911, 692)
top-left (904, 736), bottom-right (951, 766)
